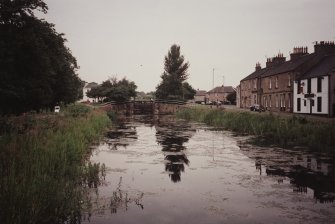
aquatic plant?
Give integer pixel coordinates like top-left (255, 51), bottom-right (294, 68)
top-left (0, 104), bottom-right (111, 224)
top-left (176, 108), bottom-right (335, 153)
top-left (107, 110), bottom-right (118, 122)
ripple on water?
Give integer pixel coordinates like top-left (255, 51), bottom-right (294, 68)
top-left (83, 115), bottom-right (335, 224)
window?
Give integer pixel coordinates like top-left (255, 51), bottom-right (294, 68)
top-left (254, 95), bottom-right (257, 104)
top-left (269, 78), bottom-right (272, 89)
top-left (288, 93), bottom-right (291, 108)
top-left (307, 78), bottom-right (311, 93)
top-left (254, 79), bottom-right (257, 89)
top-left (297, 98), bottom-right (301, 111)
top-left (276, 94), bottom-right (279, 108)
top-left (288, 75), bottom-right (291, 87)
top-left (317, 97), bottom-right (322, 112)
top-left (297, 80), bottom-right (301, 94)
top-left (304, 100), bottom-right (306, 107)
top-left (275, 77), bottom-right (278, 88)
top-left (269, 95), bottom-right (272, 108)
top-left (317, 77), bottom-right (322, 92)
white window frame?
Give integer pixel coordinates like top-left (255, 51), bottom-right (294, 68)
top-left (288, 75), bottom-right (291, 87)
top-left (275, 77), bottom-right (278, 88)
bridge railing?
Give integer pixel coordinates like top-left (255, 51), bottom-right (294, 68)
top-left (102, 99), bottom-right (186, 105)
top-left (153, 99), bottom-right (186, 105)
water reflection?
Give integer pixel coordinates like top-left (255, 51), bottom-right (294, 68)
top-left (154, 116), bottom-right (195, 183)
top-left (82, 115), bottom-right (335, 224)
top-left (105, 122), bottom-right (138, 150)
top-left (239, 142), bottom-right (335, 203)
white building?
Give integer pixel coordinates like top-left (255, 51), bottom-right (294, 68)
top-left (194, 90), bottom-right (206, 103)
top-left (293, 55), bottom-right (335, 116)
top-left (80, 82), bottom-right (98, 102)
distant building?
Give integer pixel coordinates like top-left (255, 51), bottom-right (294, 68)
top-left (236, 85), bottom-right (241, 107)
top-left (81, 82), bottom-right (98, 102)
top-left (194, 90), bottom-right (207, 103)
top-left (206, 86), bottom-right (235, 103)
top-left (239, 41), bottom-right (335, 116)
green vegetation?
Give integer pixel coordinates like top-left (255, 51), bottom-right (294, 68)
top-left (86, 77), bottom-right (137, 103)
top-left (0, 0), bottom-right (83, 115)
top-left (0, 104), bottom-right (111, 223)
top-left (177, 107), bottom-right (335, 153)
top-left (155, 44), bottom-right (196, 101)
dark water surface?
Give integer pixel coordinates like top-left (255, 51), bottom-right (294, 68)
top-left (82, 115), bottom-right (335, 224)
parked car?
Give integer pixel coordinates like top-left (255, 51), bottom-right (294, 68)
top-left (249, 104), bottom-right (265, 112)
top-left (54, 106), bottom-right (60, 113)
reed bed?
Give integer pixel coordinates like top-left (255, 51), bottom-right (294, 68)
top-left (177, 108), bottom-right (335, 153)
top-left (0, 104), bottom-right (111, 224)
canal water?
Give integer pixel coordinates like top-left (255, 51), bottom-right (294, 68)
top-left (82, 115), bottom-right (335, 224)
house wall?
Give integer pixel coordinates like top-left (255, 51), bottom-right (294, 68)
top-left (293, 76), bottom-right (329, 115)
top-left (236, 85), bottom-right (241, 107)
top-left (194, 95), bottom-right (205, 103)
top-left (206, 92), bottom-right (225, 102)
top-left (329, 72), bottom-right (335, 117)
top-left (82, 87), bottom-right (91, 102)
top-left (261, 73), bottom-right (294, 112)
top-left (240, 80), bottom-right (253, 108)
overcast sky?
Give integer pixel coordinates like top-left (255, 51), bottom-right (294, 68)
top-left (40, 0), bottom-right (335, 92)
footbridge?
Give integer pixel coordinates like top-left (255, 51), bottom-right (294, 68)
top-left (101, 100), bottom-right (186, 115)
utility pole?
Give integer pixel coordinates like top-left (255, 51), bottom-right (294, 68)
top-left (212, 68), bottom-right (215, 89)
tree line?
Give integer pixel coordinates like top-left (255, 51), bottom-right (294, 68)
top-left (87, 44), bottom-right (196, 102)
top-left (0, 0), bottom-right (82, 114)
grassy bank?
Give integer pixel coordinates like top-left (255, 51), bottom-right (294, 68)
top-left (177, 107), bottom-right (335, 153)
top-left (0, 104), bottom-right (111, 224)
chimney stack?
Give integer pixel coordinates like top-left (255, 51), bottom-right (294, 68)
top-left (314, 41), bottom-right (335, 55)
top-left (290, 46), bottom-right (308, 60)
top-left (266, 53), bottom-right (286, 68)
top-left (255, 62), bottom-right (261, 71)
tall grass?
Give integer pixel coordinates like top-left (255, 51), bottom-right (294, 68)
top-left (0, 104), bottom-right (111, 224)
top-left (177, 108), bottom-right (335, 153)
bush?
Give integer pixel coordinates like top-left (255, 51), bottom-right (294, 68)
top-left (0, 109), bottom-right (111, 223)
top-left (176, 107), bottom-right (335, 153)
top-left (65, 103), bottom-right (91, 117)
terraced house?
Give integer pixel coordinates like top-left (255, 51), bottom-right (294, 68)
top-left (240, 41), bottom-right (335, 116)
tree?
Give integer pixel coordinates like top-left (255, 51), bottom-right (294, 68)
top-left (182, 82), bottom-right (196, 100)
top-left (86, 77), bottom-right (137, 103)
top-left (0, 0), bottom-right (48, 25)
top-left (226, 91), bottom-right (236, 104)
top-left (156, 44), bottom-right (191, 100)
top-left (0, 0), bottom-right (82, 114)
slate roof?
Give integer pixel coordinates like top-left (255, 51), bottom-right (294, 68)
top-left (207, 86), bottom-right (235, 93)
top-left (241, 53), bottom-right (322, 81)
top-left (85, 82), bottom-right (98, 88)
top-left (241, 68), bottom-right (269, 81)
top-left (299, 55), bottom-right (335, 79)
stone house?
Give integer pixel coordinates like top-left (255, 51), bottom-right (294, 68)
top-left (206, 86), bottom-right (235, 104)
top-left (239, 41), bottom-right (335, 114)
top-left (235, 85), bottom-right (241, 107)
